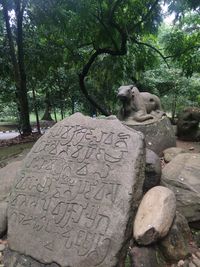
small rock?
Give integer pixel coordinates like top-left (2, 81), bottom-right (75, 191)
top-left (129, 246), bottom-right (166, 267)
top-left (159, 212), bottom-right (191, 262)
top-left (189, 147), bottom-right (195, 151)
top-left (133, 186), bottom-right (176, 245)
top-left (178, 260), bottom-right (185, 266)
top-left (192, 253), bottom-right (200, 266)
top-left (163, 147), bottom-right (186, 163)
top-left (189, 262), bottom-right (197, 267)
top-left (0, 161), bottom-right (22, 202)
top-left (0, 202), bottom-right (7, 237)
top-left (161, 153), bottom-right (200, 227)
top-left (196, 251), bottom-right (200, 258)
top-left (0, 244), bottom-right (5, 251)
top-left (143, 149), bottom-right (161, 193)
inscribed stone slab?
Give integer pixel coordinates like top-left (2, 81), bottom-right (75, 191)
top-left (8, 113), bottom-right (145, 267)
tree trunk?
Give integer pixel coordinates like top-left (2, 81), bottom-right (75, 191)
top-left (59, 90), bottom-right (64, 120)
top-left (32, 87), bottom-right (41, 134)
top-left (2, 0), bottom-right (31, 135)
top-left (171, 93), bottom-right (177, 125)
top-left (79, 73), bottom-right (111, 116)
top-left (71, 95), bottom-right (75, 114)
top-left (16, 0), bottom-right (32, 134)
top-left (41, 92), bottom-right (53, 121)
top-left (53, 105), bottom-right (58, 122)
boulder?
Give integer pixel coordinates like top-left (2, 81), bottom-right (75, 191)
top-left (143, 149), bottom-right (161, 193)
top-left (177, 107), bottom-right (200, 141)
top-left (0, 161), bottom-right (22, 238)
top-left (163, 147), bottom-right (186, 163)
top-left (129, 246), bottom-right (166, 267)
top-left (161, 153), bottom-right (200, 227)
top-left (0, 161), bottom-right (22, 202)
top-left (125, 116), bottom-right (176, 155)
top-left (159, 212), bottom-right (191, 262)
top-left (133, 186), bottom-right (176, 245)
top-left (6, 113), bottom-right (145, 267)
top-left (0, 202), bottom-right (7, 237)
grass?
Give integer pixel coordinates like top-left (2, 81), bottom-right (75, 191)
top-left (0, 112), bottom-right (67, 132)
top-left (0, 142), bottom-right (34, 165)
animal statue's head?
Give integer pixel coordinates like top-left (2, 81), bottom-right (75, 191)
top-left (117, 85), bottom-right (135, 104)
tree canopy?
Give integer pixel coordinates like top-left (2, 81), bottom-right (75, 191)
top-left (0, 0), bottom-right (199, 133)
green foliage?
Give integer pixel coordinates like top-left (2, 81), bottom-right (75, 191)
top-left (0, 0), bottom-right (199, 120)
top-left (161, 11), bottom-right (200, 76)
top-left (140, 66), bottom-right (200, 116)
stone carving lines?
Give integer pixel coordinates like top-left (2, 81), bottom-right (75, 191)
top-left (9, 123), bottom-right (132, 266)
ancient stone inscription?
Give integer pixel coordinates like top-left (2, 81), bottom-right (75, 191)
top-left (8, 113), bottom-right (145, 267)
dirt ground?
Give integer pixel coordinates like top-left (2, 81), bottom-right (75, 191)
top-left (176, 139), bottom-right (200, 153)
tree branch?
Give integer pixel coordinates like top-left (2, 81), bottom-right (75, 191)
top-left (165, 45), bottom-right (200, 59)
top-left (133, 39), bottom-right (170, 68)
top-left (93, 13), bottom-right (119, 50)
top-left (132, 0), bottom-right (160, 30)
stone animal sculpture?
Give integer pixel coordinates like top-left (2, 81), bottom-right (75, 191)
top-left (177, 107), bottom-right (200, 141)
top-left (117, 85), bottom-right (164, 122)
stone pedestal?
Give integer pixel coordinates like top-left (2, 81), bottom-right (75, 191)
top-left (124, 117), bottom-right (176, 156)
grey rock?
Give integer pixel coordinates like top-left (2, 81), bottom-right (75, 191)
top-left (163, 147), bottom-right (186, 163)
top-left (0, 244), bottom-right (5, 251)
top-left (0, 202), bottom-right (7, 237)
top-left (143, 149), bottom-right (161, 193)
top-left (3, 248), bottom-right (60, 267)
top-left (125, 116), bottom-right (176, 156)
top-left (177, 107), bottom-right (200, 141)
top-left (161, 153), bottom-right (200, 226)
top-left (7, 113), bottom-right (145, 267)
top-left (129, 246), bottom-right (166, 267)
top-left (133, 186), bottom-right (176, 245)
top-left (159, 212), bottom-right (191, 262)
top-left (0, 161), bottom-right (22, 202)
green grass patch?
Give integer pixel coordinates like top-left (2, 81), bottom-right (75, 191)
top-left (0, 142), bottom-right (34, 162)
top-left (0, 124), bottom-right (19, 131)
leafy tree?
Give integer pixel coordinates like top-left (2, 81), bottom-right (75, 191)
top-left (162, 4), bottom-right (200, 76)
top-left (0, 0), bottom-right (32, 134)
top-left (140, 65), bottom-right (200, 121)
top-left (31, 0), bottom-right (163, 116)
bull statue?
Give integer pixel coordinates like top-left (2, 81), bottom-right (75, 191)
top-left (117, 85), bottom-right (165, 122)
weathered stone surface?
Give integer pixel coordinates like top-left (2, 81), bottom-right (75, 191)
top-left (0, 202), bottom-right (7, 237)
top-left (159, 212), bottom-right (191, 262)
top-left (129, 246), bottom-right (166, 267)
top-left (0, 161), bottom-right (22, 202)
top-left (3, 248), bottom-right (60, 267)
top-left (177, 107), bottom-right (200, 141)
top-left (163, 147), bottom-right (186, 163)
top-left (133, 186), bottom-right (176, 245)
top-left (125, 116), bottom-right (176, 155)
top-left (161, 153), bottom-right (200, 226)
top-left (7, 113), bottom-right (145, 267)
top-left (143, 149), bottom-right (161, 193)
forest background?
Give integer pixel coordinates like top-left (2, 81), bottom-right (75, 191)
top-left (0, 0), bottom-right (199, 135)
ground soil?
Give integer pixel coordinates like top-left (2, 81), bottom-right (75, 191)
top-left (176, 139), bottom-right (200, 153)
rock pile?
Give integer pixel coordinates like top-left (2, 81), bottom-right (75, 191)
top-left (0, 114), bottom-right (199, 267)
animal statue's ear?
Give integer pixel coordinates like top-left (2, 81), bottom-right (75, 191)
top-left (130, 85), bottom-right (136, 94)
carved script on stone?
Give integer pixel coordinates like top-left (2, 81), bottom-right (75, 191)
top-left (8, 113), bottom-right (144, 267)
